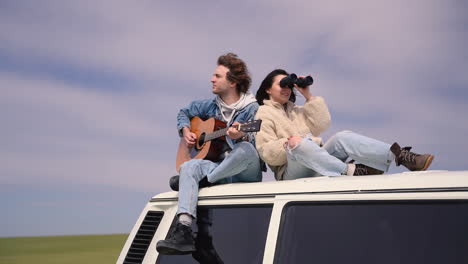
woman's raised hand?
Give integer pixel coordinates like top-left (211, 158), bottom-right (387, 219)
top-left (294, 75), bottom-right (313, 101)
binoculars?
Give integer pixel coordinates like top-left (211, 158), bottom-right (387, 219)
top-left (279, 73), bottom-right (313, 89)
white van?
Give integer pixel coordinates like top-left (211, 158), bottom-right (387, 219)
top-left (117, 170), bottom-right (468, 264)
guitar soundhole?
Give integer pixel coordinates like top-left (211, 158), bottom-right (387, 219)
top-left (198, 133), bottom-right (206, 149)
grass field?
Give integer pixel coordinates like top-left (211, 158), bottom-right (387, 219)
top-left (0, 233), bottom-right (128, 264)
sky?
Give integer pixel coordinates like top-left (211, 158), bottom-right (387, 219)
top-left (1, 0), bottom-right (467, 237)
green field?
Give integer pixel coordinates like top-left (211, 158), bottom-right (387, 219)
top-left (0, 233), bottom-right (128, 264)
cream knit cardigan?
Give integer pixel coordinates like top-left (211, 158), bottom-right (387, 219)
top-left (255, 97), bottom-right (331, 180)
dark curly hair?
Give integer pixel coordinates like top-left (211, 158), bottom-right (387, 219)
top-left (217, 53), bottom-right (251, 94)
top-left (255, 69), bottom-right (296, 105)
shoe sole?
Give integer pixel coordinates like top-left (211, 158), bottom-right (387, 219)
top-left (170, 176), bottom-right (213, 192)
top-left (419, 155), bottom-right (434, 171)
top-left (169, 176), bottom-right (179, 191)
top-left (156, 242), bottom-right (195, 255)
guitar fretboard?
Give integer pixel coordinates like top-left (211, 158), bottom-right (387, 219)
top-left (205, 127), bottom-right (230, 142)
top-left (201, 120), bottom-right (260, 143)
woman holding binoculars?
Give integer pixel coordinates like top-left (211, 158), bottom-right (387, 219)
top-left (254, 69), bottom-right (434, 181)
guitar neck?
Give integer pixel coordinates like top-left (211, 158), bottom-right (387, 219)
top-left (202, 120), bottom-right (261, 142)
top-left (204, 127), bottom-right (230, 142)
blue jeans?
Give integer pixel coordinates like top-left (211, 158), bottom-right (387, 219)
top-left (284, 130), bottom-right (394, 180)
top-left (177, 141), bottom-right (262, 218)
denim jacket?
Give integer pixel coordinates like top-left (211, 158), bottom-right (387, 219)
top-left (177, 98), bottom-right (259, 148)
top-left (177, 98), bottom-right (265, 171)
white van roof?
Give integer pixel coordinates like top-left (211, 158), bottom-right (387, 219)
top-left (151, 170), bottom-right (468, 202)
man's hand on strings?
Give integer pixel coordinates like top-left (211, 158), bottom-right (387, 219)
top-left (182, 127), bottom-right (197, 148)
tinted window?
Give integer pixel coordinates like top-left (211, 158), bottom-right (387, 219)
top-left (157, 205), bottom-right (272, 264)
top-left (275, 200), bottom-right (468, 264)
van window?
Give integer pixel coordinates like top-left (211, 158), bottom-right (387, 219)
top-left (157, 205), bottom-right (272, 264)
top-left (275, 200), bottom-right (468, 264)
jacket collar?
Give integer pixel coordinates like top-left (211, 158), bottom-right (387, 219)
top-left (263, 99), bottom-right (295, 113)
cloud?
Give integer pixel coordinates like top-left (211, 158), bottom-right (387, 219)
top-left (1, 0), bottom-right (467, 185)
top-left (0, 71), bottom-right (180, 191)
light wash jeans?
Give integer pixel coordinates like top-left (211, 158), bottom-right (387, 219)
top-left (177, 141), bottom-right (262, 218)
top-left (284, 130), bottom-right (395, 180)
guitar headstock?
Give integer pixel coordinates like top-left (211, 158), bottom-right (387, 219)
top-left (238, 119), bottom-right (262, 132)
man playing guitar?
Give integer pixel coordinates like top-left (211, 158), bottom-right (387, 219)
top-left (156, 53), bottom-right (262, 256)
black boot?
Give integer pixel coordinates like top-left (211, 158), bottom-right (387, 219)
top-left (156, 223), bottom-right (195, 255)
top-left (169, 175), bottom-right (214, 191)
top-left (169, 175), bottom-right (180, 191)
top-left (353, 164), bottom-right (384, 176)
top-left (390, 143), bottom-right (434, 171)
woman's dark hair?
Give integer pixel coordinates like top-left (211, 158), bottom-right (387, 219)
top-left (217, 53), bottom-right (251, 94)
top-left (255, 69), bottom-right (296, 105)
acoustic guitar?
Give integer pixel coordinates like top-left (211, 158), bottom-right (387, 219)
top-left (175, 116), bottom-right (262, 171)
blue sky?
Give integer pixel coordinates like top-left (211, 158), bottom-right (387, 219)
top-left (1, 0), bottom-right (468, 237)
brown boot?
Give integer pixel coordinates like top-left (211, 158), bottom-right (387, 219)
top-left (390, 143), bottom-right (434, 171)
top-left (353, 164), bottom-right (384, 176)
